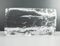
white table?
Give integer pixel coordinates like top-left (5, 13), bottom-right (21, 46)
top-left (0, 31), bottom-right (60, 46)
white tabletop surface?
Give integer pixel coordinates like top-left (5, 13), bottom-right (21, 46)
top-left (0, 31), bottom-right (60, 46)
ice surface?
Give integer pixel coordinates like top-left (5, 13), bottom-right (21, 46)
top-left (4, 8), bottom-right (57, 36)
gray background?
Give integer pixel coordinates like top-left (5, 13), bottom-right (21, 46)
top-left (0, 0), bottom-right (60, 31)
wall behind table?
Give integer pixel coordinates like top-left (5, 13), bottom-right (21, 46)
top-left (0, 0), bottom-right (60, 31)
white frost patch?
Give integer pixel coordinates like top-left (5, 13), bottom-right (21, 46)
top-left (4, 26), bottom-right (55, 35)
